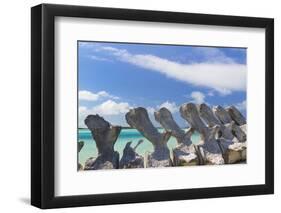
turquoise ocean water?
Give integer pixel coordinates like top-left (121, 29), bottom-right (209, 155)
top-left (78, 128), bottom-right (200, 166)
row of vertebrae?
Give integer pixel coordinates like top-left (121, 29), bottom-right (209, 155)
top-left (81, 102), bottom-right (247, 170)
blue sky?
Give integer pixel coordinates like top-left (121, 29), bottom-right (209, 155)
top-left (78, 41), bottom-right (246, 128)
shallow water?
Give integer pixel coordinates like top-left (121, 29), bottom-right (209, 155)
top-left (78, 128), bottom-right (200, 166)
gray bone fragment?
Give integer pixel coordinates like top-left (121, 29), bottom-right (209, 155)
top-left (155, 107), bottom-right (192, 145)
top-left (84, 115), bottom-right (120, 170)
top-left (155, 107), bottom-right (199, 166)
top-left (213, 105), bottom-right (233, 125)
top-left (180, 103), bottom-right (224, 165)
top-left (78, 141), bottom-right (84, 153)
top-left (226, 106), bottom-right (247, 126)
top-left (77, 141), bottom-right (85, 171)
top-left (213, 105), bottom-right (247, 163)
top-left (126, 107), bottom-right (172, 167)
top-left (119, 140), bottom-right (144, 169)
top-left (199, 103), bottom-right (234, 140)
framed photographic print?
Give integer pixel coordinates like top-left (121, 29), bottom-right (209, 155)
top-left (31, 3), bottom-right (274, 209)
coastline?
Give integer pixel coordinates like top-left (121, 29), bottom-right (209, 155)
top-left (78, 128), bottom-right (199, 166)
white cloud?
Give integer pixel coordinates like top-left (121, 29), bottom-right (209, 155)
top-left (79, 106), bottom-right (87, 113)
top-left (81, 100), bottom-right (131, 116)
top-left (91, 100), bottom-right (131, 115)
top-left (190, 91), bottom-right (205, 104)
top-left (79, 90), bottom-right (119, 101)
top-left (79, 99), bottom-right (180, 127)
top-left (90, 55), bottom-right (111, 62)
top-left (79, 106), bottom-right (89, 127)
top-left (235, 100), bottom-right (246, 111)
top-left (146, 101), bottom-right (178, 114)
top-left (192, 47), bottom-right (236, 63)
top-left (97, 46), bottom-right (246, 95)
top-left (147, 106), bottom-right (156, 114)
top-left (79, 100), bottom-right (132, 127)
top-left (157, 101), bottom-right (178, 113)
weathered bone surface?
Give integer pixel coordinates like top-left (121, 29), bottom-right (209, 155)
top-left (218, 138), bottom-right (247, 163)
top-left (155, 107), bottom-right (192, 145)
top-left (78, 141), bottom-right (84, 152)
top-left (126, 107), bottom-right (172, 167)
top-left (213, 105), bottom-right (247, 163)
top-left (213, 105), bottom-right (233, 124)
top-left (155, 107), bottom-right (199, 166)
top-left (180, 103), bottom-right (209, 139)
top-left (119, 140), bottom-right (144, 169)
top-left (230, 123), bottom-right (247, 141)
top-left (172, 143), bottom-right (199, 166)
top-left (240, 124), bottom-right (247, 135)
top-left (213, 105), bottom-right (247, 141)
top-left (80, 103), bottom-right (247, 170)
top-left (230, 122), bottom-right (247, 142)
top-left (77, 141), bottom-right (84, 170)
top-left (199, 103), bottom-right (233, 140)
top-left (226, 106), bottom-right (247, 126)
top-left (180, 103), bottom-right (224, 165)
top-left (84, 115), bottom-right (121, 170)
top-left (199, 103), bottom-right (246, 162)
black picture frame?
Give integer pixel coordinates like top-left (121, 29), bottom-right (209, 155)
top-left (31, 3), bottom-right (274, 209)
